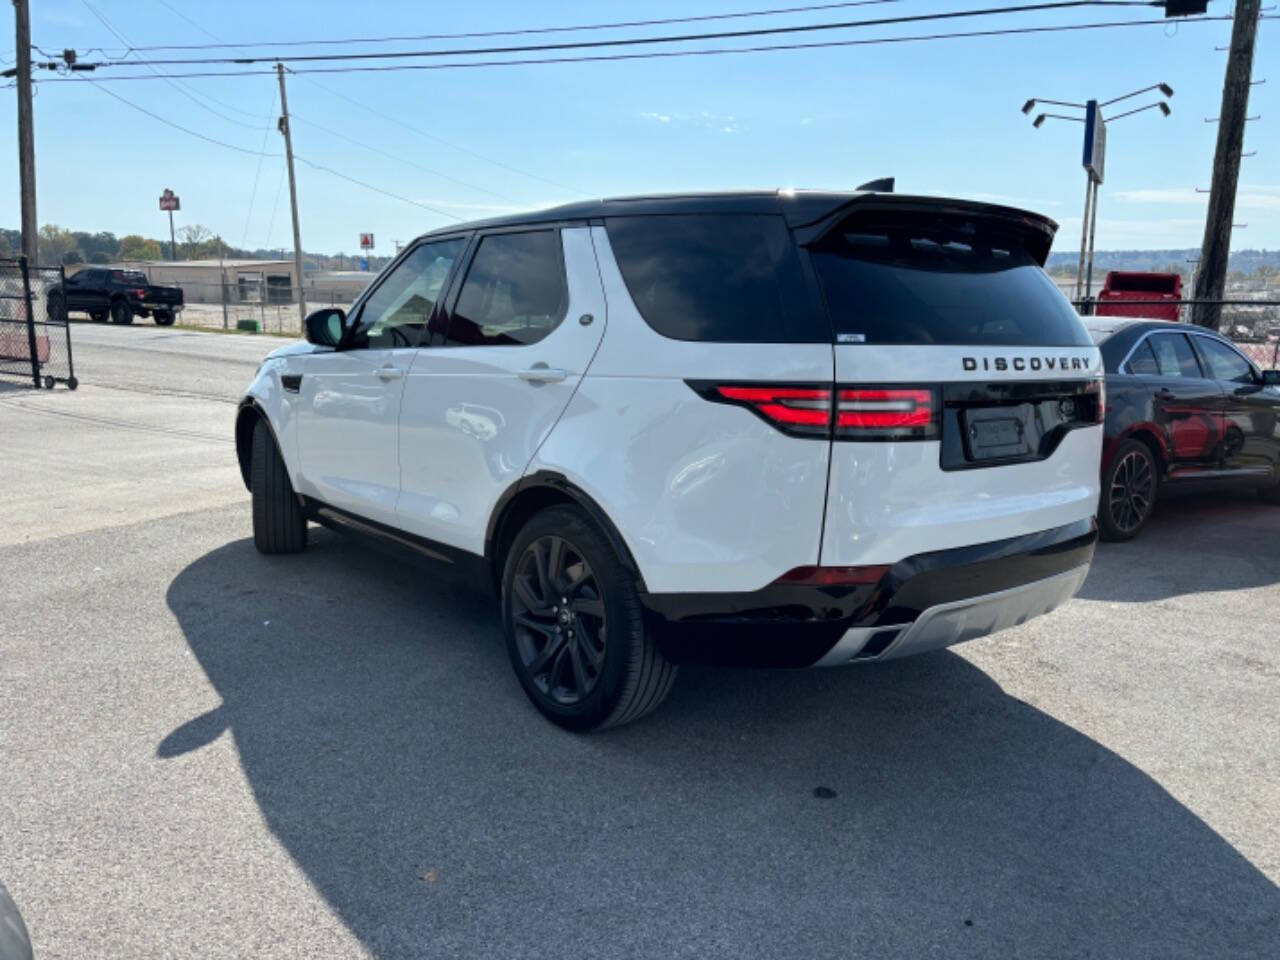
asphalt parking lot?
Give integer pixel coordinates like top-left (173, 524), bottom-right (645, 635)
top-left (1, 325), bottom-right (1277, 959)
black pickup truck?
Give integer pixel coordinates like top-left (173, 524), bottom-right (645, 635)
top-left (47, 268), bottom-right (184, 326)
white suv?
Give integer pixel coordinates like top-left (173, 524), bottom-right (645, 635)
top-left (235, 190), bottom-right (1104, 731)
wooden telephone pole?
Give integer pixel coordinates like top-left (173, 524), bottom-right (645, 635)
top-left (1191, 0), bottom-right (1262, 328)
top-left (276, 63), bottom-right (307, 328)
top-left (13, 0), bottom-right (37, 262)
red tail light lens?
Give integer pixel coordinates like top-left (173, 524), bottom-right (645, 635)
top-left (775, 564), bottom-right (890, 586)
top-left (691, 383), bottom-right (833, 437)
top-left (835, 387), bottom-right (938, 439)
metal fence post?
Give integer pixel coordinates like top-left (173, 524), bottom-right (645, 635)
top-left (19, 256), bottom-right (40, 389)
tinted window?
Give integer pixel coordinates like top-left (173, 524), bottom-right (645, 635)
top-left (1125, 339), bottom-right (1160, 376)
top-left (447, 231), bottom-right (566, 347)
top-left (355, 238), bottom-right (464, 349)
top-left (605, 214), bottom-right (825, 343)
top-left (1148, 333), bottom-right (1202, 378)
top-left (810, 215), bottom-right (1090, 346)
top-left (112, 270), bottom-right (148, 285)
top-left (1195, 336), bottom-right (1256, 384)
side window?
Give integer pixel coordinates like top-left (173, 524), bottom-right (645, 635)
top-left (605, 214), bottom-right (825, 343)
top-left (353, 238), bottom-right (464, 349)
top-left (1195, 337), bottom-right (1256, 385)
top-left (446, 230), bottom-right (566, 346)
top-left (1124, 339), bottom-right (1159, 376)
top-left (1148, 333), bottom-right (1202, 379)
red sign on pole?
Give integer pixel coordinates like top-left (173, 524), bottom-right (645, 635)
top-left (159, 188), bottom-right (180, 212)
top-left (359, 232), bottom-right (374, 251)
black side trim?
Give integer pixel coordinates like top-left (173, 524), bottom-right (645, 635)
top-left (281, 374), bottom-right (302, 393)
top-left (304, 498), bottom-right (492, 591)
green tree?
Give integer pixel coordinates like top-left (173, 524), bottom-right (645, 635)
top-left (62, 250), bottom-right (84, 265)
top-left (119, 234), bottom-right (163, 261)
top-left (38, 224), bottom-right (77, 265)
top-left (177, 223), bottom-right (214, 259)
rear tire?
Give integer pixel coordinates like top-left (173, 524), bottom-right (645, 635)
top-left (250, 418), bottom-right (307, 554)
top-left (1099, 438), bottom-right (1158, 542)
top-left (501, 505), bottom-right (676, 732)
top-left (154, 310), bottom-right (175, 326)
top-left (110, 299), bottom-right (134, 325)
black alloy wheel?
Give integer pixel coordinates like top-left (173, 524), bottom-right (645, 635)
top-left (501, 504), bottom-right (677, 731)
top-left (510, 534), bottom-right (607, 706)
top-left (1100, 440), bottom-right (1157, 541)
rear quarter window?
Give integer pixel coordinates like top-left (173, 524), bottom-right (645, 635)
top-left (605, 214), bottom-right (827, 343)
top-left (809, 214), bottom-right (1091, 347)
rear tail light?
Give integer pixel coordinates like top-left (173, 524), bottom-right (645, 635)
top-left (774, 564), bottom-right (889, 586)
top-left (695, 384), bottom-right (833, 438)
top-left (835, 387), bottom-right (938, 440)
top-left (687, 381), bottom-right (939, 441)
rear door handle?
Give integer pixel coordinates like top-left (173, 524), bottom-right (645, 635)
top-left (375, 365), bottom-right (405, 381)
top-left (518, 366), bottom-right (567, 384)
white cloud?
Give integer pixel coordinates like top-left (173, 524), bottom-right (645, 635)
top-left (1115, 185), bottom-right (1280, 210)
top-left (640, 112), bottom-right (672, 124)
top-left (639, 111), bottom-right (741, 133)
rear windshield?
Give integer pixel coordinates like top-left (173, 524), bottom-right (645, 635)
top-left (112, 270), bottom-right (149, 285)
top-left (809, 214), bottom-right (1091, 347)
top-left (605, 214), bottom-right (827, 343)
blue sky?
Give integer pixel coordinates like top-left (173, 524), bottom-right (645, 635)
top-left (2, 1), bottom-right (1275, 255)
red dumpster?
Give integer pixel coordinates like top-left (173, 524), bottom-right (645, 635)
top-left (1096, 271), bottom-right (1183, 322)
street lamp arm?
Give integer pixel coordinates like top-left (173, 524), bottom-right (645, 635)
top-left (1023, 97), bottom-right (1087, 112)
top-left (1107, 101), bottom-right (1172, 122)
top-left (1099, 82), bottom-right (1174, 108)
top-left (1035, 112), bottom-right (1087, 126)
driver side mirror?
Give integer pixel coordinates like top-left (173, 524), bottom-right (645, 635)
top-left (1263, 369), bottom-right (1280, 386)
top-left (304, 308), bottom-right (347, 348)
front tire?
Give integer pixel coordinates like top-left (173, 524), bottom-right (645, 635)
top-left (501, 505), bottom-right (676, 732)
top-left (1099, 438), bottom-right (1158, 542)
top-left (110, 299), bottom-right (134, 325)
top-left (250, 419), bottom-right (307, 554)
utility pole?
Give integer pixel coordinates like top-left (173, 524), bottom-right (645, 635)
top-left (14, 0), bottom-right (38, 262)
top-left (1191, 0), bottom-right (1262, 329)
top-left (276, 62), bottom-right (307, 327)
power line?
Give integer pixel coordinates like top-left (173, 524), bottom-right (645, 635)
top-left (81, 2), bottom-right (1162, 69)
top-left (72, 76), bottom-right (464, 223)
top-left (293, 74), bottom-right (587, 197)
top-left (71, 76), bottom-right (465, 222)
top-left (288, 110), bottom-right (522, 203)
top-left (291, 157), bottom-right (464, 220)
top-left (148, 0), bottom-right (582, 199)
top-left (78, 0), bottom-right (268, 130)
top-left (78, 76), bottom-right (278, 156)
top-left (241, 86), bottom-right (278, 246)
top-left (83, 0), bottom-right (907, 53)
top-left (38, 14), bottom-right (1236, 83)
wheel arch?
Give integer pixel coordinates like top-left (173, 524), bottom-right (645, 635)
top-left (485, 471), bottom-right (646, 595)
top-left (235, 399), bottom-right (291, 493)
top-left (1103, 422), bottom-right (1166, 476)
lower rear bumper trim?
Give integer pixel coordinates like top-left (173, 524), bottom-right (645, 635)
top-left (814, 563), bottom-right (1090, 666)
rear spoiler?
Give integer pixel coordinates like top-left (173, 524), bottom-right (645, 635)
top-left (787, 194), bottom-right (1060, 266)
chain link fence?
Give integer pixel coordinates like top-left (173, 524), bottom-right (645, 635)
top-left (0, 257), bottom-right (77, 390)
top-left (166, 281), bottom-right (358, 336)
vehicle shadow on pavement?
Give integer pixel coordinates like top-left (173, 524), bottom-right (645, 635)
top-left (1080, 490), bottom-right (1280, 604)
top-left (164, 531), bottom-right (1279, 960)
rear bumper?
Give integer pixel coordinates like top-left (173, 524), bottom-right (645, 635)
top-left (640, 517), bottom-right (1096, 667)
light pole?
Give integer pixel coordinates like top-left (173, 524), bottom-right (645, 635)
top-left (1023, 84), bottom-right (1173, 309)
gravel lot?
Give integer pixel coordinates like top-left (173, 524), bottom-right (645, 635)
top-left (1, 325), bottom-right (1277, 959)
